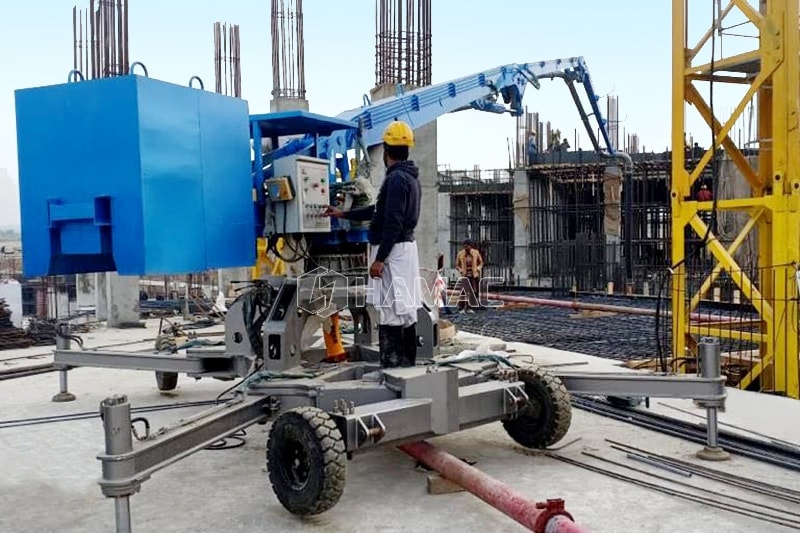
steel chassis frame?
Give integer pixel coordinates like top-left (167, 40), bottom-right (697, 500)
top-left (55, 280), bottom-right (728, 532)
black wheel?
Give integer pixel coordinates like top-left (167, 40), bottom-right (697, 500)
top-left (502, 366), bottom-right (572, 449)
top-left (267, 407), bottom-right (346, 516)
top-left (154, 335), bottom-right (179, 392)
top-left (155, 371), bottom-right (179, 391)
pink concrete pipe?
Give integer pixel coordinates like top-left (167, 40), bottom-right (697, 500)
top-left (398, 441), bottom-right (590, 533)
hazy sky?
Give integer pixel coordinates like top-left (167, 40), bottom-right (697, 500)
top-left (0, 1), bottom-right (757, 227)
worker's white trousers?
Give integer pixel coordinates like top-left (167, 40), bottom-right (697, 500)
top-left (367, 242), bottom-right (422, 327)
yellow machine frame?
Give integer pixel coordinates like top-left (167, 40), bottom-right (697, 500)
top-left (671, 0), bottom-right (800, 397)
top-left (253, 237), bottom-right (287, 278)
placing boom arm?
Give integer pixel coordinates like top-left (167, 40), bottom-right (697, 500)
top-left (331, 56), bottom-right (614, 156)
top-left (254, 56), bottom-right (616, 249)
top-left (261, 56), bottom-right (615, 181)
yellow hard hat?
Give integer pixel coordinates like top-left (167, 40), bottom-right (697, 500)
top-left (382, 120), bottom-right (415, 147)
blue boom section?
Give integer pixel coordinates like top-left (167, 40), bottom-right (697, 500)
top-left (15, 75), bottom-right (255, 277)
top-left (323, 56), bottom-right (614, 163)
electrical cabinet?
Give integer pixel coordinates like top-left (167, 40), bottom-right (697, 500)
top-left (272, 155), bottom-right (331, 234)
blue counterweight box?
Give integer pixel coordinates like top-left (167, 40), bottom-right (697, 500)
top-left (15, 74), bottom-right (256, 277)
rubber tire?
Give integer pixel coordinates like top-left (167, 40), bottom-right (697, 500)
top-left (154, 335), bottom-right (179, 392)
top-left (267, 407), bottom-right (346, 516)
top-left (155, 371), bottom-right (179, 392)
top-left (502, 366), bottom-right (572, 449)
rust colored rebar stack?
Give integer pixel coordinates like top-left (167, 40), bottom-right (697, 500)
top-left (214, 22), bottom-right (242, 98)
top-left (72, 0), bottom-right (129, 79)
top-left (375, 0), bottom-right (432, 88)
top-left (270, 0), bottom-right (305, 100)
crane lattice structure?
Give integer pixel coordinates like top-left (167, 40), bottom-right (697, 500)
top-left (671, 0), bottom-right (800, 397)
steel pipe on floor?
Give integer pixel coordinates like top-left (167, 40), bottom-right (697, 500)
top-left (398, 441), bottom-right (589, 533)
top-left (480, 291), bottom-right (734, 324)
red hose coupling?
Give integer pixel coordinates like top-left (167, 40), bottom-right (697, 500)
top-left (533, 499), bottom-right (574, 533)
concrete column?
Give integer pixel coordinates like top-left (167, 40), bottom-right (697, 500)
top-left (217, 268), bottom-right (251, 298)
top-left (603, 165), bottom-right (623, 285)
top-left (105, 273), bottom-right (140, 328)
top-left (270, 97), bottom-right (309, 113)
top-left (368, 85), bottom-right (438, 273)
top-left (267, 97), bottom-right (311, 279)
top-left (512, 170), bottom-right (531, 285)
top-left (76, 274), bottom-right (96, 310)
top-left (437, 192), bottom-right (451, 271)
top-left (96, 272), bottom-right (108, 321)
top-left (413, 121), bottom-right (439, 273)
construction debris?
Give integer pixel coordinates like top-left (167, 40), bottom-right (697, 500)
top-left (0, 298), bottom-right (32, 350)
top-left (25, 318), bottom-right (59, 346)
top-left (438, 319), bottom-right (456, 344)
top-left (426, 473), bottom-right (464, 495)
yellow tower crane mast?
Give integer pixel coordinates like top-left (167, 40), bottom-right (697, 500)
top-left (671, 0), bottom-right (800, 397)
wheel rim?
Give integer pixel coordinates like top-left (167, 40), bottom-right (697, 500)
top-left (524, 388), bottom-right (545, 420)
top-left (511, 378), bottom-right (548, 430)
top-left (280, 438), bottom-right (311, 491)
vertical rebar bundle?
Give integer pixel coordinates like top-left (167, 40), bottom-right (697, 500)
top-left (375, 0), bottom-right (432, 87)
top-left (214, 22), bottom-right (242, 97)
top-left (72, 0), bottom-right (129, 79)
top-left (270, 0), bottom-right (305, 100)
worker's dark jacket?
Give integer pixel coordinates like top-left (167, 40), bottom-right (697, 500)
top-left (344, 160), bottom-right (421, 262)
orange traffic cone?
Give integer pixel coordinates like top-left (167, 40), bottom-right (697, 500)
top-left (323, 313), bottom-right (347, 363)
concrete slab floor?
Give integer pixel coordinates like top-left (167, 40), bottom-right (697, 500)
top-left (1, 323), bottom-right (799, 532)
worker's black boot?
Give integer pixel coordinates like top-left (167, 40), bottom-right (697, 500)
top-left (378, 325), bottom-right (404, 368)
top-left (400, 324), bottom-right (418, 367)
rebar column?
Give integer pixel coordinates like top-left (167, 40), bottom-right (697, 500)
top-left (696, 337), bottom-right (730, 461)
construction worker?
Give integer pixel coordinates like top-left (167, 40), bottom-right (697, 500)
top-left (325, 120), bottom-right (421, 368)
top-left (455, 239), bottom-right (483, 312)
top-left (527, 132), bottom-right (538, 165)
top-left (697, 183), bottom-right (713, 202)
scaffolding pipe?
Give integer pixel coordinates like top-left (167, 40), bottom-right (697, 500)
top-left (397, 441), bottom-right (589, 533)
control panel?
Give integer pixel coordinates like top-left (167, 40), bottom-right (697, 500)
top-left (271, 155), bottom-right (331, 234)
top-left (265, 176), bottom-right (295, 202)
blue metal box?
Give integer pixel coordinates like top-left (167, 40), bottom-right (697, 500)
top-left (15, 74), bottom-right (256, 277)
